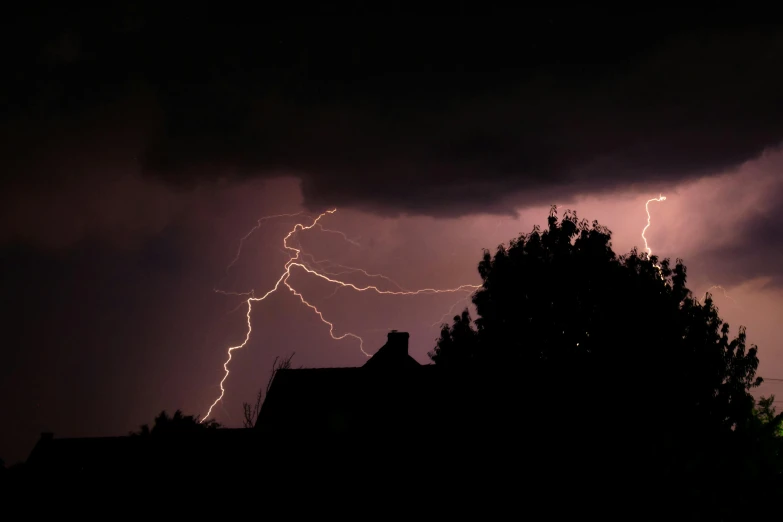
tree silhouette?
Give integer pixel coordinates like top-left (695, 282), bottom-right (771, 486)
top-left (243, 353), bottom-right (296, 428)
top-left (753, 396), bottom-right (783, 435)
top-left (130, 410), bottom-right (220, 436)
top-left (430, 206), bottom-right (780, 506)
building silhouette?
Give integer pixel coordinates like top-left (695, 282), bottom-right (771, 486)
top-left (19, 331), bottom-right (455, 482)
top-left (256, 330), bottom-right (448, 436)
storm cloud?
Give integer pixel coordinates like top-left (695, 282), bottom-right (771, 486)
top-left (3, 8), bottom-right (783, 230)
top-left (7, 6), bottom-right (783, 467)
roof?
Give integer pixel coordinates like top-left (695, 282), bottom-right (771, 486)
top-left (21, 331), bottom-right (458, 479)
top-left (255, 331), bottom-right (448, 435)
top-left (362, 330), bottom-right (421, 370)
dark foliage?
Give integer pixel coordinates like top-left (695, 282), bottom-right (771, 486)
top-left (242, 353), bottom-right (295, 428)
top-left (430, 206), bottom-right (782, 510)
top-left (130, 410), bottom-right (220, 437)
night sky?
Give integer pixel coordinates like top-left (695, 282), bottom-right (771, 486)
top-left (3, 7), bottom-right (783, 463)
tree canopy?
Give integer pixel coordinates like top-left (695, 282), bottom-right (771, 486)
top-left (130, 410), bottom-right (220, 437)
top-left (430, 206), bottom-right (781, 506)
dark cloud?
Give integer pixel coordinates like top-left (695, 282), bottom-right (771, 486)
top-left (3, 8), bottom-right (783, 223)
top-left (694, 192), bottom-right (783, 289)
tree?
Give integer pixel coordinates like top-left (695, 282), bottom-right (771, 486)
top-left (429, 206), bottom-right (777, 504)
top-left (745, 396), bottom-right (783, 475)
top-left (753, 396), bottom-right (783, 436)
top-left (242, 353), bottom-right (295, 428)
top-left (130, 410), bottom-right (220, 436)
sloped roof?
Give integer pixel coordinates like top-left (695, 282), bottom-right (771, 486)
top-left (22, 331), bottom-right (448, 478)
top-left (362, 330), bottom-right (421, 370)
top-left (255, 331), bottom-right (444, 434)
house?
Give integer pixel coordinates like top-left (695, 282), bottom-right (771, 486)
top-left (20, 331), bottom-right (458, 481)
top-left (255, 330), bottom-right (450, 438)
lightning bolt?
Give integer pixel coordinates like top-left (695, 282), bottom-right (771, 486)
top-left (214, 289), bottom-right (255, 298)
top-left (202, 209), bottom-right (479, 421)
top-left (225, 211), bottom-right (311, 273)
top-left (642, 194), bottom-right (667, 276)
top-left (704, 284), bottom-right (738, 306)
top-left (314, 223), bottom-right (361, 248)
top-left (430, 294), bottom-right (473, 328)
top-left (642, 194), bottom-right (666, 261)
top-left (641, 195), bottom-right (736, 306)
top-left (299, 253), bottom-right (408, 291)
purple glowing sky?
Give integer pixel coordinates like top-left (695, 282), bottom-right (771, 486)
top-left (3, 9), bottom-right (783, 464)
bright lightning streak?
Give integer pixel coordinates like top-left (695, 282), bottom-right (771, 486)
top-left (206, 298), bottom-right (255, 423)
top-left (642, 194), bottom-right (666, 260)
top-left (299, 253), bottom-right (408, 291)
top-left (204, 211), bottom-right (336, 420)
top-left (284, 279), bottom-right (368, 356)
top-left (288, 261), bottom-right (478, 295)
top-left (640, 196), bottom-right (735, 305)
top-left (203, 209), bottom-right (478, 421)
top-left (642, 194), bottom-right (666, 277)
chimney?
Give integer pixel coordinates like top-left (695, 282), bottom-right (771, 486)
top-left (386, 330), bottom-right (409, 357)
top-left (362, 330), bottom-right (415, 369)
